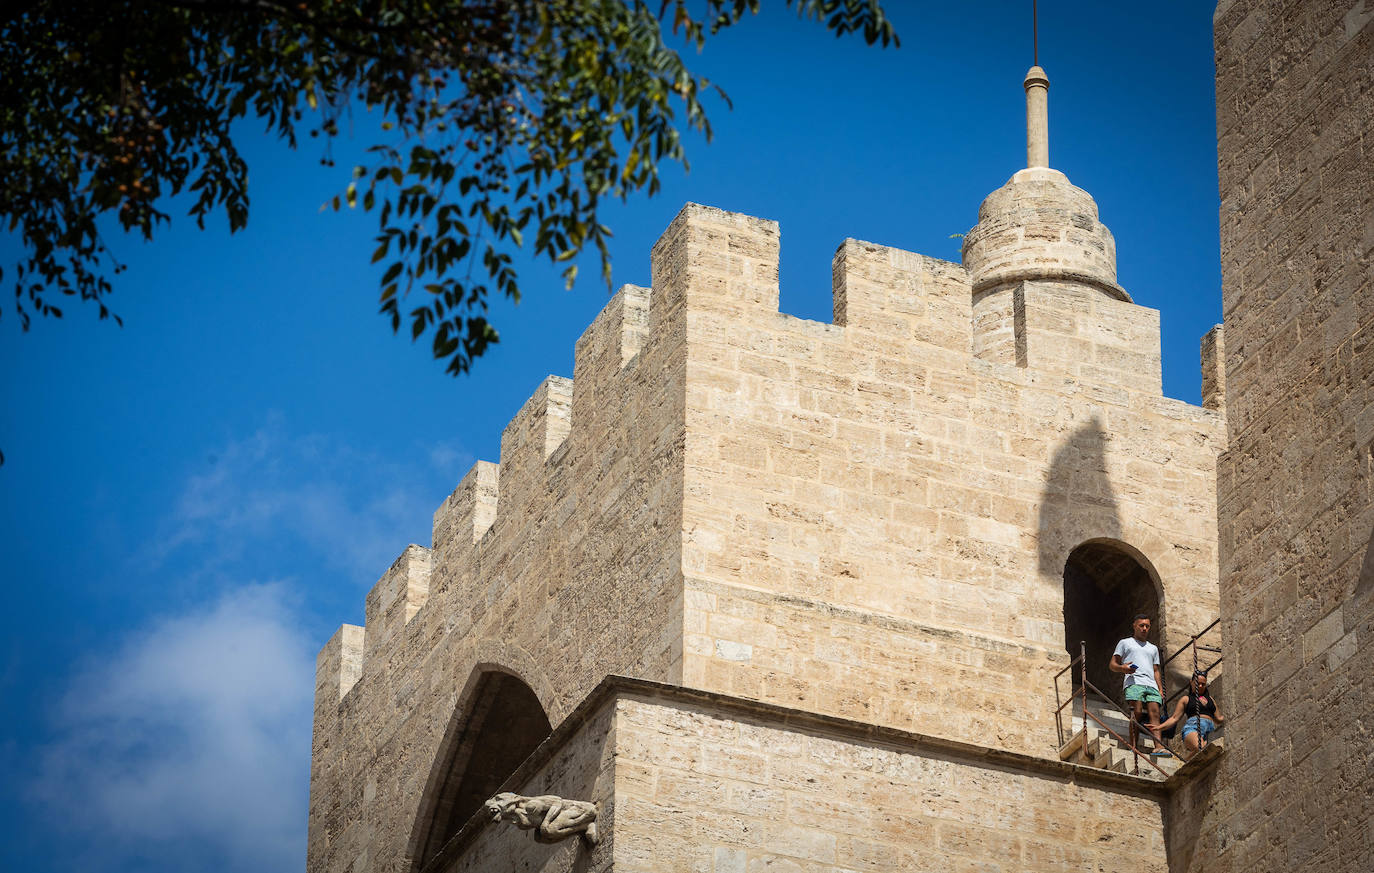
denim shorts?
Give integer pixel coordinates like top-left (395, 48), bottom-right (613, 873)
top-left (1181, 716), bottom-right (1215, 740)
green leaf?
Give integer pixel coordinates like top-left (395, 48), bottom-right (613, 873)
top-left (0, 0), bottom-right (898, 381)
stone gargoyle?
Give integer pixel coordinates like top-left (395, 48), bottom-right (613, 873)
top-left (483, 792), bottom-right (600, 845)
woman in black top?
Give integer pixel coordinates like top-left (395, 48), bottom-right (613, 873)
top-left (1160, 670), bottom-right (1224, 755)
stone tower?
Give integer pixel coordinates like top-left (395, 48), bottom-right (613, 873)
top-left (1166, 3), bottom-right (1374, 871)
top-left (308, 63), bottom-right (1231, 873)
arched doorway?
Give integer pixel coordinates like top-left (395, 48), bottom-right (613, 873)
top-left (1062, 540), bottom-right (1161, 700)
top-left (412, 670), bottom-right (552, 870)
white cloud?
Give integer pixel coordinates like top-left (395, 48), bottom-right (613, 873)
top-left (30, 422), bottom-right (472, 871)
top-left (427, 438), bottom-right (475, 480)
top-left (35, 584), bottom-right (315, 873)
top-left (154, 422), bottom-right (469, 583)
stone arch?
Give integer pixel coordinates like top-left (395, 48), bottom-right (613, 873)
top-left (408, 661), bottom-right (554, 871)
top-left (1061, 537), bottom-right (1164, 702)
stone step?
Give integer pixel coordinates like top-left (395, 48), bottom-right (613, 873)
top-left (1085, 734), bottom-right (1109, 760)
top-left (1060, 724), bottom-right (1189, 780)
top-left (1151, 752), bottom-right (1183, 777)
top-left (1058, 728), bottom-right (1090, 762)
top-left (1086, 729), bottom-right (1155, 755)
top-left (1090, 740), bottom-right (1134, 772)
top-left (1059, 727), bottom-right (1114, 763)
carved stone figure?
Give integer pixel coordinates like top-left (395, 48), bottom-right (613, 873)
top-left (483, 792), bottom-right (600, 845)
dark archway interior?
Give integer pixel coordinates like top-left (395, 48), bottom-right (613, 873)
top-left (416, 672), bottom-right (552, 870)
top-left (1063, 542), bottom-right (1159, 702)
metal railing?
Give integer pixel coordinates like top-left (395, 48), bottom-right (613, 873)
top-left (1054, 620), bottom-right (1227, 776)
top-left (1053, 640), bottom-right (1169, 777)
top-left (1161, 617), bottom-right (1223, 713)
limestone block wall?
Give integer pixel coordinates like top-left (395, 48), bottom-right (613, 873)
top-left (423, 680), bottom-right (1171, 873)
top-left (1170, 3), bottom-right (1374, 871)
top-left (610, 687), bottom-right (1168, 873)
top-left (670, 205), bottom-right (1224, 756)
top-left (309, 273), bottom-right (691, 871)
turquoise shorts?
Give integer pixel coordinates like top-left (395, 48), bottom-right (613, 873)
top-left (1125, 685), bottom-right (1163, 704)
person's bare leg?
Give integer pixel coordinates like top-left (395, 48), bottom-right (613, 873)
top-left (1184, 730), bottom-right (1201, 758)
top-left (1145, 701), bottom-right (1164, 746)
top-left (1129, 700), bottom-right (1142, 749)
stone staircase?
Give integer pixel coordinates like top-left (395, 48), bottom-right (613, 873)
top-left (1058, 699), bottom-right (1182, 779)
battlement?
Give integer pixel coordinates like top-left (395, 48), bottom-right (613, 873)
top-left (310, 202), bottom-right (1226, 873)
top-left (362, 545), bottom-right (432, 661)
top-left (316, 200), bottom-right (1226, 714)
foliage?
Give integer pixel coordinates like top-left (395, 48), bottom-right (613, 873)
top-left (1, 0), bottom-right (896, 374)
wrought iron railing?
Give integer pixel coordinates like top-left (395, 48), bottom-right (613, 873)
top-left (1054, 619), bottom-right (1226, 776)
top-left (1053, 640), bottom-right (1169, 777)
top-left (1161, 617), bottom-right (1223, 712)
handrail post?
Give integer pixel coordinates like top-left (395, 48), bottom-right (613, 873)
top-left (1079, 640), bottom-right (1087, 745)
top-left (1054, 664), bottom-right (1063, 747)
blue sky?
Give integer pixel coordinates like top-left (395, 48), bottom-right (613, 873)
top-left (0, 4), bottom-right (1221, 871)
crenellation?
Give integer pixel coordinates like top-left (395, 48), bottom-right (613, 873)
top-left (316, 623), bottom-right (365, 708)
top-left (1022, 282), bottom-right (1164, 393)
top-left (364, 545), bottom-right (433, 661)
top-left (832, 239), bottom-right (973, 355)
top-left (573, 283), bottom-right (651, 386)
top-left (499, 376), bottom-right (573, 473)
top-left (650, 203), bottom-right (781, 318)
top-left (431, 460), bottom-right (499, 557)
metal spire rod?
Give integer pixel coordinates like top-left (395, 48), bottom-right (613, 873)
top-left (1033, 0), bottom-right (1039, 66)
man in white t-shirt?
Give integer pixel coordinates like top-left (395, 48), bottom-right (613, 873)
top-left (1110, 614), bottom-right (1167, 753)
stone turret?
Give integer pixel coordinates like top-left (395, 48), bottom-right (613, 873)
top-left (963, 66), bottom-right (1127, 302)
top-left (964, 66), bottom-right (1157, 391)
top-left (962, 165), bottom-right (1125, 301)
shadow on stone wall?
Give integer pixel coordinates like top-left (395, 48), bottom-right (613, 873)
top-left (411, 671), bottom-right (553, 871)
top-left (1037, 418), bottom-right (1123, 579)
top-left (1038, 419), bottom-right (1162, 698)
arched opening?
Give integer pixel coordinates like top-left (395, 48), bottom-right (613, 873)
top-left (413, 670), bottom-right (552, 870)
top-left (1062, 540), bottom-right (1161, 700)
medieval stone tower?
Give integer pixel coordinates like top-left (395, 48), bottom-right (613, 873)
top-left (308, 5), bottom-right (1373, 870)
